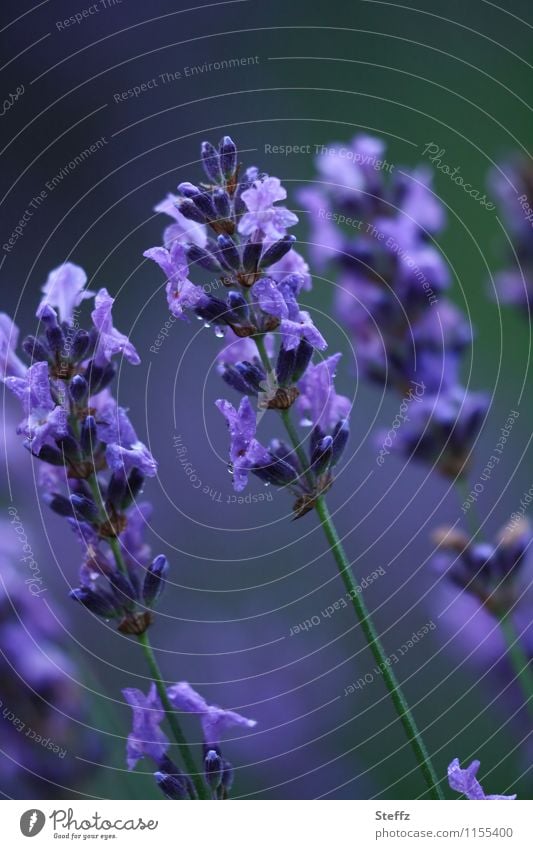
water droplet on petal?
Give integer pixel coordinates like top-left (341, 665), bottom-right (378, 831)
top-left (204, 322), bottom-right (211, 329)
top-left (214, 326), bottom-right (225, 338)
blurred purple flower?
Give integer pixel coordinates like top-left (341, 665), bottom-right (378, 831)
top-left (167, 681), bottom-right (257, 748)
top-left (0, 313), bottom-right (27, 379)
top-left (448, 759), bottom-right (516, 800)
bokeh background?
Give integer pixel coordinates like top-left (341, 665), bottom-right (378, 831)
top-left (1, 0), bottom-right (532, 799)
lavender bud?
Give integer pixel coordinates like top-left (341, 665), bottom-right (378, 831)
top-left (221, 759), bottom-right (234, 793)
top-left (69, 374), bottom-right (89, 404)
top-left (252, 455), bottom-right (298, 487)
top-left (70, 494), bottom-right (98, 522)
top-left (106, 472), bottom-right (128, 510)
top-left (154, 771), bottom-right (190, 800)
top-left (201, 140), bottom-right (222, 183)
top-left (195, 296), bottom-right (229, 324)
top-left (70, 587), bottom-right (119, 619)
top-left (178, 182), bottom-right (216, 219)
top-left (213, 188), bottom-right (231, 219)
top-left (187, 244), bottom-right (222, 273)
top-left (175, 197), bottom-right (207, 224)
top-left (291, 339), bottom-right (314, 382)
top-left (44, 493), bottom-right (76, 517)
top-left (28, 444), bottom-right (64, 466)
top-left (276, 346), bottom-right (296, 385)
top-left (269, 438), bottom-right (301, 475)
top-left (226, 291), bottom-right (249, 322)
top-left (235, 361), bottom-right (265, 392)
top-left (22, 335), bottom-right (49, 363)
top-left (331, 419), bottom-right (349, 466)
top-left (259, 235), bottom-right (296, 268)
top-left (222, 365), bottom-right (256, 395)
top-left (204, 749), bottom-right (222, 792)
top-left (71, 329), bottom-right (91, 361)
top-left (38, 304), bottom-right (59, 328)
top-left (219, 135), bottom-right (237, 179)
top-left (108, 570), bottom-right (137, 612)
top-left (217, 234), bottom-right (241, 271)
top-left (311, 435), bottom-right (333, 476)
top-left (124, 468), bottom-right (145, 505)
top-left (56, 433), bottom-right (82, 462)
top-left (80, 415), bottom-right (97, 455)
top-left (143, 555), bottom-right (169, 607)
top-left (242, 240), bottom-right (262, 271)
top-left (84, 360), bottom-right (115, 394)
top-left (46, 323), bottom-right (65, 354)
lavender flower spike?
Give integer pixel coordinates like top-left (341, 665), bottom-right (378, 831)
top-left (37, 262), bottom-right (94, 323)
top-left (448, 759), bottom-right (516, 800)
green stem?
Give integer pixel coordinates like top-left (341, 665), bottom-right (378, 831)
top-left (497, 614), bottom-right (533, 720)
top-left (71, 406), bottom-right (206, 798)
top-left (314, 495), bottom-right (443, 799)
top-left (454, 476), bottom-right (481, 541)
top-left (251, 337), bottom-right (443, 798)
top-left (137, 631), bottom-right (207, 799)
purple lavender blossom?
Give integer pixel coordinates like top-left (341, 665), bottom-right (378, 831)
top-left (448, 759), bottom-right (516, 800)
top-left (123, 680), bottom-right (256, 799)
top-left (143, 243), bottom-right (209, 320)
top-left (215, 397), bottom-right (272, 492)
top-left (123, 685), bottom-right (169, 770)
top-left (297, 354), bottom-right (351, 432)
top-left (37, 262), bottom-right (93, 323)
top-left (153, 193), bottom-right (207, 250)
top-left (238, 176), bottom-right (298, 240)
top-left (4, 361), bottom-right (68, 455)
top-left (167, 681), bottom-right (257, 748)
top-left (91, 288), bottom-right (140, 365)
